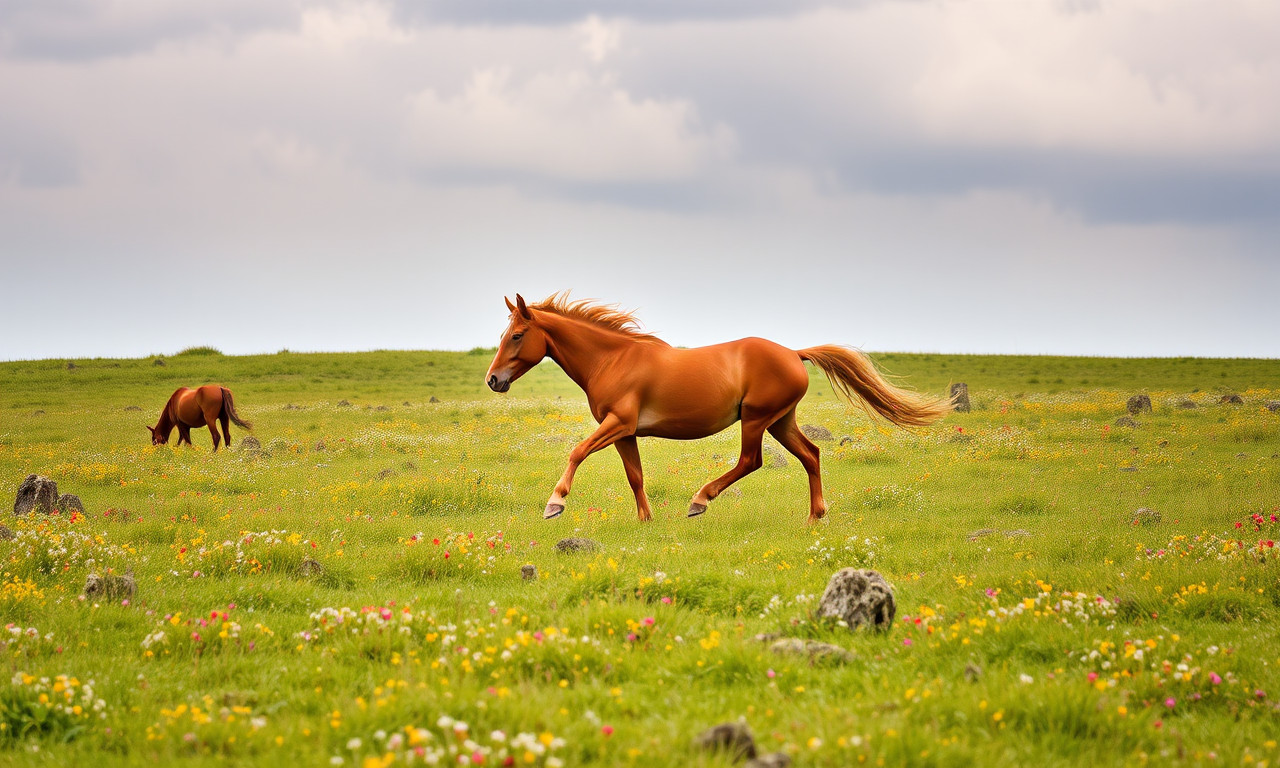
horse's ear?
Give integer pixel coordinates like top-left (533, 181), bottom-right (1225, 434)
top-left (515, 294), bottom-right (530, 320)
top-left (504, 296), bottom-right (516, 313)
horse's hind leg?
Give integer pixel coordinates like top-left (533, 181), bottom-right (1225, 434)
top-left (688, 407), bottom-right (774, 516)
top-left (220, 412), bottom-right (232, 449)
top-left (615, 436), bottom-right (652, 522)
top-left (767, 409), bottom-right (827, 523)
top-left (203, 407), bottom-right (222, 452)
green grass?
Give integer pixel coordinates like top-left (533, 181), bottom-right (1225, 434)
top-left (1, 350), bottom-right (1279, 766)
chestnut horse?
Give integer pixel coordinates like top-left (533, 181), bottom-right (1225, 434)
top-left (486, 293), bottom-right (952, 523)
top-left (147, 385), bottom-right (252, 452)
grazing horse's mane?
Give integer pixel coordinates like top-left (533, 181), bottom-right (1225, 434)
top-left (530, 292), bottom-right (667, 345)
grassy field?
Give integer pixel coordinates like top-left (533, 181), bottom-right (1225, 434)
top-left (2, 348), bottom-right (1279, 767)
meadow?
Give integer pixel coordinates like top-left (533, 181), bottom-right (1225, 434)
top-left (2, 348), bottom-right (1278, 767)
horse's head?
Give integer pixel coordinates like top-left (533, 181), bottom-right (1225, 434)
top-left (487, 294), bottom-right (548, 393)
top-left (146, 425), bottom-right (167, 445)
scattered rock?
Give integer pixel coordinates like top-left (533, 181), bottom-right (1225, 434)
top-left (816, 568), bottom-right (896, 631)
top-left (337, 400), bottom-right (352, 407)
top-left (520, 564), bottom-right (538, 581)
top-left (1219, 394), bottom-right (1243, 405)
top-left (769, 638), bottom-right (854, 664)
top-left (65, 362), bottom-right (78, 370)
top-left (1235, 452), bottom-right (1248, 459)
top-left (403, 461), bottom-right (418, 471)
top-left (429, 396), bottom-right (440, 403)
top-left (314, 441), bottom-right (326, 451)
top-left (762, 443), bottom-right (788, 468)
top-left (0, 524), bottom-right (14, 540)
top-left (1132, 507), bottom-right (1162, 526)
top-left (1126, 394), bottom-right (1152, 415)
top-left (124, 405), bottom-right (142, 412)
top-left (14, 474), bottom-right (59, 516)
top-left (800, 424), bottom-right (833, 441)
top-left (555, 537), bottom-right (600, 554)
top-left (746, 753), bottom-right (792, 768)
top-left (1157, 439), bottom-right (1169, 448)
top-left (694, 722), bottom-right (757, 762)
top-left (84, 570), bottom-right (136, 601)
top-left (31, 410), bottom-right (44, 417)
top-left (282, 403), bottom-right (303, 410)
top-left (964, 663), bottom-right (983, 683)
top-left (57, 493), bottom-right (84, 514)
top-left (152, 358), bottom-right (166, 366)
top-left (1003, 529), bottom-right (1032, 538)
top-left (1266, 401), bottom-right (1280, 413)
top-left (1114, 416), bottom-right (1139, 428)
top-left (239, 436), bottom-right (262, 451)
top-left (839, 435), bottom-right (856, 446)
top-left (966, 528), bottom-right (996, 542)
top-left (298, 558), bottom-right (324, 578)
top-left (402, 401), bottom-right (411, 407)
top-left (375, 405), bottom-right (390, 412)
top-left (1177, 400), bottom-right (1197, 409)
top-left (950, 382), bottom-right (971, 413)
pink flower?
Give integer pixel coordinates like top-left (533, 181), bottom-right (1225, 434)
top-left (902, 638), bottom-right (913, 646)
top-left (643, 617), bottom-right (655, 626)
top-left (661, 597), bottom-right (672, 604)
top-left (471, 751), bottom-right (484, 764)
top-left (1087, 672), bottom-right (1098, 682)
top-left (1164, 698), bottom-right (1176, 709)
top-left (1210, 673), bottom-right (1222, 685)
top-left (766, 669), bottom-right (776, 679)
top-left (601, 725), bottom-right (614, 738)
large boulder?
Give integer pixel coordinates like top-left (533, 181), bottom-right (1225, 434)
top-left (1219, 394), bottom-right (1244, 405)
top-left (57, 493), bottom-right (84, 514)
top-left (816, 568), bottom-right (896, 630)
top-left (83, 570), bottom-right (136, 601)
top-left (1126, 394), bottom-right (1152, 415)
top-left (14, 475), bottom-right (58, 516)
top-left (949, 383), bottom-right (971, 413)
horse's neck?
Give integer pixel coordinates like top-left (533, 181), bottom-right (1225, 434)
top-left (155, 405), bottom-right (174, 432)
top-left (541, 315), bottom-right (634, 393)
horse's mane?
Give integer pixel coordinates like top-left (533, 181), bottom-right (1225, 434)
top-left (530, 292), bottom-right (667, 345)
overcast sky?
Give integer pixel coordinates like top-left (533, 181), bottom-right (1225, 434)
top-left (2, 0), bottom-right (1277, 361)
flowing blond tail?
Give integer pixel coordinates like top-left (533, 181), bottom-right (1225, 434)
top-left (798, 345), bottom-right (953, 428)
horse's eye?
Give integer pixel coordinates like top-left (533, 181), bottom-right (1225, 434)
top-left (512, 333), bottom-right (524, 342)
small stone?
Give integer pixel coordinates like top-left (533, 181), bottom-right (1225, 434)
top-left (816, 568), bottom-right (896, 631)
top-left (84, 570), bottom-right (136, 601)
top-left (1219, 394), bottom-right (1243, 404)
top-left (762, 443), bottom-right (788, 468)
top-left (314, 440), bottom-right (326, 451)
top-left (694, 723), bottom-right (757, 761)
top-left (1177, 400), bottom-right (1197, 409)
top-left (57, 493), bottom-right (84, 514)
top-left (152, 357), bottom-right (166, 366)
top-left (1114, 416), bottom-right (1139, 428)
top-left (839, 435), bottom-right (856, 446)
top-left (14, 474), bottom-right (59, 516)
top-left (1126, 394), bottom-right (1152, 415)
top-left (768, 638), bottom-right (854, 664)
top-left (966, 528), bottom-right (995, 542)
top-left (950, 382), bottom-right (971, 413)
top-left (555, 537), bottom-right (600, 554)
top-left (745, 753), bottom-right (792, 768)
top-left (0, 524), bottom-right (15, 540)
top-left (239, 436), bottom-right (262, 451)
top-left (337, 400), bottom-right (352, 407)
top-left (66, 362), bottom-right (78, 370)
top-left (520, 564), bottom-right (538, 581)
top-left (298, 558), bottom-right (323, 578)
top-left (375, 405), bottom-right (390, 411)
top-left (377, 468), bottom-right (396, 480)
top-left (1132, 507), bottom-right (1161, 526)
top-left (124, 405), bottom-right (142, 412)
top-left (800, 424), bottom-right (833, 441)
top-left (1266, 401), bottom-right (1280, 413)
top-left (429, 396), bottom-right (440, 403)
top-left (403, 461), bottom-right (417, 471)
top-left (402, 401), bottom-right (411, 407)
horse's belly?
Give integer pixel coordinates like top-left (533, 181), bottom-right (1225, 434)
top-left (634, 404), bottom-right (739, 440)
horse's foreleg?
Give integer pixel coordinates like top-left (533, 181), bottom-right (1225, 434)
top-left (688, 410), bottom-right (773, 517)
top-left (767, 410), bottom-right (827, 523)
top-left (615, 436), bottom-right (652, 522)
top-left (178, 426), bottom-right (192, 446)
top-left (546, 412), bottom-right (634, 519)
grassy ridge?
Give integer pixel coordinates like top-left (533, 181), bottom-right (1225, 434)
top-left (1, 350), bottom-right (1279, 767)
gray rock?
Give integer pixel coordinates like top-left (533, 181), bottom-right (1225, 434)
top-left (950, 382), bottom-right (971, 413)
top-left (762, 443), bottom-right (789, 468)
top-left (1126, 394), bottom-right (1152, 415)
top-left (1003, 529), bottom-right (1032, 537)
top-left (746, 753), bottom-right (792, 768)
top-left (377, 468), bottom-right (396, 480)
top-left (314, 441), bottom-right (326, 452)
top-left (124, 405), bottom-right (142, 412)
top-left (1177, 400), bottom-right (1197, 409)
top-left (65, 362), bottom-right (78, 370)
top-left (337, 400), bottom-right (352, 407)
top-left (152, 357), bottom-right (166, 366)
top-left (964, 663), bottom-right (982, 682)
top-left (375, 405), bottom-right (390, 412)
top-left (521, 564), bottom-right (538, 581)
top-left (555, 537), bottom-right (600, 554)
top-left (694, 722), bottom-right (756, 761)
top-left (800, 424), bottom-right (833, 441)
top-left (0, 524), bottom-right (14, 540)
top-left (1219, 394), bottom-right (1244, 405)
top-left (298, 558), bottom-right (323, 578)
top-left (14, 475), bottom-right (59, 516)
top-left (1114, 416), bottom-right (1139, 428)
top-left (769, 638), bottom-right (854, 664)
top-left (84, 570), bottom-right (136, 601)
top-left (839, 435), bottom-right (856, 446)
top-left (57, 493), bottom-right (84, 514)
top-left (1132, 507), bottom-right (1161, 526)
top-left (966, 528), bottom-right (996, 541)
top-left (239, 436), bottom-right (262, 451)
top-left (429, 396), bottom-right (440, 403)
top-left (1266, 401), bottom-right (1280, 413)
top-left (817, 568), bottom-right (896, 630)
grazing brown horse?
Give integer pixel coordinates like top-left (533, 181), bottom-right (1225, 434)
top-left (147, 385), bottom-right (252, 452)
top-left (486, 293), bottom-right (952, 524)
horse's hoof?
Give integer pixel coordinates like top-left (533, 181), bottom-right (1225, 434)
top-left (544, 503), bottom-right (564, 519)
top-left (687, 502), bottom-right (707, 517)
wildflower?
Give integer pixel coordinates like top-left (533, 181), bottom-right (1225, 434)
top-left (601, 726), bottom-right (613, 738)
top-left (1164, 698), bottom-right (1176, 709)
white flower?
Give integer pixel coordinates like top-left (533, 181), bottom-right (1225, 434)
top-left (490, 730), bottom-right (507, 743)
top-left (1019, 674), bottom-right (1034, 684)
top-left (346, 738), bottom-right (363, 751)
top-left (330, 758), bottom-right (345, 766)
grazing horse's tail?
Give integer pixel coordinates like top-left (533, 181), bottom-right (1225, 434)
top-left (220, 387), bottom-right (253, 430)
top-left (797, 345), bottom-right (953, 429)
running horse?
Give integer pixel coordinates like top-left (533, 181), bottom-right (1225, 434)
top-left (486, 293), bottom-right (952, 523)
top-left (147, 385), bottom-right (252, 452)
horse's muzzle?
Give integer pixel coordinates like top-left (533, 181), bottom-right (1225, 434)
top-left (487, 375), bottom-right (510, 393)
